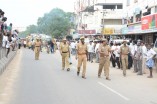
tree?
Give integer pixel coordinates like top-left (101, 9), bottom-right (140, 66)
top-left (19, 8), bottom-right (75, 38)
top-left (19, 25), bottom-right (38, 38)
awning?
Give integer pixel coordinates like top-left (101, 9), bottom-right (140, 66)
top-left (95, 3), bottom-right (122, 6)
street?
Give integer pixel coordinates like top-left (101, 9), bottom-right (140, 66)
top-left (0, 48), bottom-right (157, 104)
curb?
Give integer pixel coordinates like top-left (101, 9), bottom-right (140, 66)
top-left (0, 51), bottom-right (17, 75)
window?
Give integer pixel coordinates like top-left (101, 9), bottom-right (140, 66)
top-left (127, 0), bottom-right (130, 6)
top-left (155, 6), bottom-right (157, 13)
top-left (103, 19), bottom-right (122, 25)
top-left (130, 16), bottom-right (133, 23)
top-left (136, 11), bottom-right (142, 22)
top-left (117, 5), bottom-right (123, 9)
top-left (101, 19), bottom-right (104, 25)
top-left (147, 8), bottom-right (151, 15)
top-left (103, 4), bottom-right (123, 9)
top-left (136, 14), bottom-right (141, 22)
top-left (143, 8), bottom-right (151, 16)
top-left (134, 0), bottom-right (138, 3)
top-left (103, 5), bottom-right (116, 9)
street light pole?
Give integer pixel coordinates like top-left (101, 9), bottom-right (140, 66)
top-left (84, 14), bottom-right (88, 36)
top-left (101, 10), bottom-right (106, 36)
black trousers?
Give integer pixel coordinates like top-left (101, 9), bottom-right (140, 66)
top-left (6, 48), bottom-right (10, 57)
top-left (116, 57), bottom-right (120, 69)
top-left (18, 44), bottom-right (21, 49)
top-left (111, 53), bottom-right (116, 67)
top-left (128, 53), bottom-right (133, 69)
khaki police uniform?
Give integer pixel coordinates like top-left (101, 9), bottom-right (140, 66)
top-left (120, 45), bottom-right (129, 76)
top-left (76, 42), bottom-right (88, 77)
top-left (98, 44), bottom-right (111, 79)
top-left (60, 43), bottom-right (70, 70)
top-left (34, 40), bottom-right (41, 60)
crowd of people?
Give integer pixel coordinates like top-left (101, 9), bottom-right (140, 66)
top-left (69, 38), bottom-right (156, 79)
top-left (0, 9), bottom-right (19, 58)
top-left (27, 36), bottom-right (157, 80)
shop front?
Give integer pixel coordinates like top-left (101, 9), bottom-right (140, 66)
top-left (121, 13), bottom-right (157, 44)
top-left (121, 23), bottom-right (143, 40)
top-left (101, 27), bottom-right (122, 41)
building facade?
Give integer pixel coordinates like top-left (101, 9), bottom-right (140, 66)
top-left (74, 0), bottom-right (124, 37)
top-left (122, 0), bottom-right (157, 44)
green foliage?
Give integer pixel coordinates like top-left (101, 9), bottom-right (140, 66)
top-left (20, 8), bottom-right (74, 38)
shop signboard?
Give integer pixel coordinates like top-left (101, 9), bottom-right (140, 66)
top-left (78, 30), bottom-right (96, 34)
top-left (122, 24), bottom-right (142, 34)
top-left (102, 28), bottom-right (114, 35)
top-left (122, 13), bottom-right (157, 34)
top-left (122, 27), bottom-right (128, 34)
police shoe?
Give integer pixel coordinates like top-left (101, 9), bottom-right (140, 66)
top-left (77, 72), bottom-right (80, 76)
top-left (67, 68), bottom-right (70, 71)
top-left (106, 78), bottom-right (111, 80)
top-left (82, 76), bottom-right (86, 79)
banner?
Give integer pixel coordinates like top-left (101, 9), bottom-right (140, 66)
top-left (142, 14), bottom-right (156, 30)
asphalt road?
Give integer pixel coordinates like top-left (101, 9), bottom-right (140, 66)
top-left (1, 48), bottom-right (157, 104)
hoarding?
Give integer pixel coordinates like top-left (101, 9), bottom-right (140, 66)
top-left (142, 14), bottom-right (156, 30)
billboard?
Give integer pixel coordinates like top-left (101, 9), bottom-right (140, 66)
top-left (142, 14), bottom-right (156, 30)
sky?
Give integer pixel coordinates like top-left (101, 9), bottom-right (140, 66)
top-left (0, 0), bottom-right (75, 31)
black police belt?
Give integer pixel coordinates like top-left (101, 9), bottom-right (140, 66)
top-left (62, 51), bottom-right (69, 53)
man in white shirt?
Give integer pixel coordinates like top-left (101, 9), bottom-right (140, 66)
top-left (23, 40), bottom-right (27, 48)
top-left (6, 36), bottom-right (11, 58)
top-left (146, 44), bottom-right (156, 78)
top-left (141, 41), bottom-right (147, 74)
top-left (95, 41), bottom-right (100, 63)
top-left (130, 41), bottom-right (138, 72)
top-left (87, 41), bottom-right (94, 63)
top-left (11, 36), bottom-right (16, 51)
top-left (114, 43), bottom-right (121, 69)
top-left (56, 40), bottom-right (60, 50)
top-left (71, 41), bottom-right (76, 55)
top-left (2, 35), bottom-right (8, 48)
top-left (135, 42), bottom-right (143, 75)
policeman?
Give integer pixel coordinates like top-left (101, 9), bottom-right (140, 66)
top-left (76, 36), bottom-right (88, 79)
top-left (34, 38), bottom-right (41, 60)
top-left (98, 39), bottom-right (111, 80)
top-left (60, 38), bottom-right (70, 71)
top-left (120, 40), bottom-right (130, 77)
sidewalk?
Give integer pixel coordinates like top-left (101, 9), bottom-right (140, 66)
top-left (0, 49), bottom-right (17, 76)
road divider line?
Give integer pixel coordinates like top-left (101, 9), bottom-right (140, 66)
top-left (98, 82), bottom-right (130, 101)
